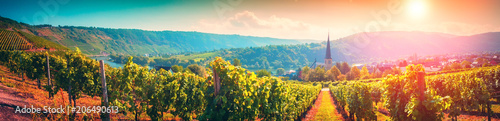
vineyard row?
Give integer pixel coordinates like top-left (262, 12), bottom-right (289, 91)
top-left (330, 64), bottom-right (500, 120)
top-left (0, 50), bottom-right (321, 120)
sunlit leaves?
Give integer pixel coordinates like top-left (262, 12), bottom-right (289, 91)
top-left (201, 57), bottom-right (321, 121)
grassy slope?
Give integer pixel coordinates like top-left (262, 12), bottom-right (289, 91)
top-left (175, 52), bottom-right (220, 61)
top-left (0, 65), bottom-right (100, 120)
top-left (17, 31), bottom-right (69, 50)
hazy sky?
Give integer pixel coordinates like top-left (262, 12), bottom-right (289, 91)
top-left (1, 0), bottom-right (499, 40)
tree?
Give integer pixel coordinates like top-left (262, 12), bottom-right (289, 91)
top-left (233, 58), bottom-right (241, 66)
top-left (381, 67), bottom-right (402, 77)
top-left (301, 66), bottom-right (311, 81)
top-left (256, 69), bottom-right (271, 77)
top-left (187, 64), bottom-right (206, 77)
top-left (337, 74), bottom-right (346, 81)
top-left (335, 62), bottom-right (341, 70)
top-left (326, 66), bottom-right (341, 81)
top-left (183, 68), bottom-right (192, 73)
top-left (382, 69), bottom-right (392, 77)
top-left (133, 56), bottom-right (149, 66)
top-left (188, 59), bottom-right (195, 64)
top-left (292, 67), bottom-right (302, 80)
top-left (340, 62), bottom-right (351, 74)
top-left (450, 62), bottom-right (462, 70)
top-left (399, 60), bottom-right (408, 67)
top-left (307, 70), bottom-right (315, 82)
top-left (346, 71), bottom-right (355, 80)
top-left (442, 65), bottom-right (451, 71)
top-left (482, 63), bottom-right (492, 67)
top-left (315, 66), bottom-right (326, 81)
top-left (171, 65), bottom-right (183, 73)
top-left (392, 67), bottom-right (402, 75)
top-left (372, 70), bottom-right (382, 78)
top-left (350, 66), bottom-right (361, 80)
top-left (476, 58), bottom-right (487, 64)
top-left (276, 68), bottom-right (285, 75)
top-left (308, 66), bottom-right (325, 82)
top-left (461, 60), bottom-right (471, 68)
top-left (262, 60), bottom-right (270, 69)
top-left (360, 66), bottom-right (370, 79)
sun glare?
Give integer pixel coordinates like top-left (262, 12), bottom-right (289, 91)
top-left (407, 0), bottom-right (427, 19)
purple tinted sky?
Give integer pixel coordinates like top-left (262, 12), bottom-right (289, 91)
top-left (1, 0), bottom-right (499, 40)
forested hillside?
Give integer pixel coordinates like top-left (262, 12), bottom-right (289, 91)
top-left (110, 31), bottom-right (500, 72)
top-left (2, 16), bottom-right (500, 68)
top-left (0, 16), bottom-right (306, 55)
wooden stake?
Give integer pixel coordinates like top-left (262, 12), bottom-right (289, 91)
top-left (99, 60), bottom-right (110, 121)
top-left (417, 72), bottom-right (426, 101)
top-left (212, 68), bottom-right (220, 96)
top-left (46, 55), bottom-right (52, 98)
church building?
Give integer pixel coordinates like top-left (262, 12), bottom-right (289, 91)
top-left (324, 32), bottom-right (333, 70)
top-left (308, 32), bottom-right (334, 70)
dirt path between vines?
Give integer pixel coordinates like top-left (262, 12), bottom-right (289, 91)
top-left (0, 76), bottom-right (33, 120)
top-left (303, 88), bottom-right (343, 121)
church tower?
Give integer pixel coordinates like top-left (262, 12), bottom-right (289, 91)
top-left (325, 32), bottom-right (333, 70)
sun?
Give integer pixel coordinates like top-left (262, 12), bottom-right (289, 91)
top-left (407, 0), bottom-right (427, 19)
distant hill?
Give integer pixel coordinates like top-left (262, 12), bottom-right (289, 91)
top-left (154, 31), bottom-right (500, 71)
top-left (0, 16), bottom-right (305, 55)
top-left (1, 16), bottom-right (500, 66)
top-left (333, 31), bottom-right (500, 61)
top-left (451, 32), bottom-right (500, 52)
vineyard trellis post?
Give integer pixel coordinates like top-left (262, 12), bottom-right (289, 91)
top-left (488, 100), bottom-right (491, 121)
top-left (66, 58), bottom-right (73, 107)
top-left (46, 54), bottom-right (52, 98)
top-left (417, 71), bottom-right (432, 120)
top-left (417, 72), bottom-right (426, 101)
top-left (19, 52), bottom-right (24, 81)
top-left (99, 60), bottom-right (110, 121)
top-left (212, 68), bottom-right (220, 96)
top-left (487, 91), bottom-right (499, 121)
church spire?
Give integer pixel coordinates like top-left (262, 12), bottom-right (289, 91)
top-left (325, 31), bottom-right (332, 59)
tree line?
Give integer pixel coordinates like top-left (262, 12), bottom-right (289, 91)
top-left (297, 62), bottom-right (402, 82)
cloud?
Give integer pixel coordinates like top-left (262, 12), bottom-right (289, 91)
top-left (192, 11), bottom-right (500, 40)
top-left (438, 22), bottom-right (500, 35)
top-left (225, 11), bottom-right (312, 30)
top-left (194, 11), bottom-right (326, 40)
top-left (386, 22), bottom-right (500, 36)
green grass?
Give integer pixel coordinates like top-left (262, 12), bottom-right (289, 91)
top-left (2, 81), bottom-right (16, 88)
top-left (313, 91), bottom-right (342, 120)
top-left (172, 52), bottom-right (219, 60)
top-left (18, 31), bottom-right (69, 50)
